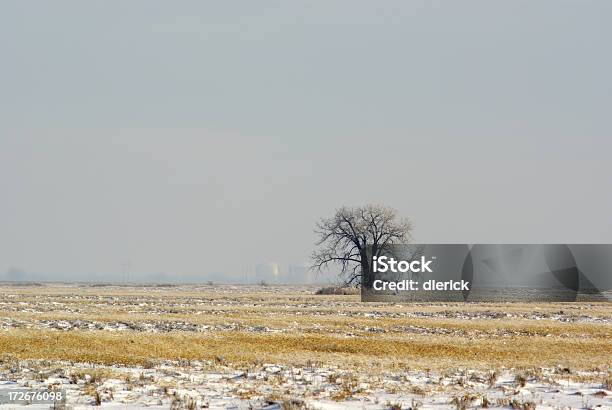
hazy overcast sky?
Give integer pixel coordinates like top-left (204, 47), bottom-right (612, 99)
top-left (1, 1), bottom-right (611, 281)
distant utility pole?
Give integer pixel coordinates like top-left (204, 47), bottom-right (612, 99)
top-left (121, 261), bottom-right (131, 284)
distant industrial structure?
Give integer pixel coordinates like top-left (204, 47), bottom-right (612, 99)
top-left (243, 262), bottom-right (318, 284)
top-left (1, 263), bottom-right (330, 285)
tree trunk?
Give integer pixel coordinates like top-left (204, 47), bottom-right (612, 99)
top-left (360, 249), bottom-right (373, 289)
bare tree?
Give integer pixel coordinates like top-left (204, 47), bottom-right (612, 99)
top-left (311, 205), bottom-right (412, 287)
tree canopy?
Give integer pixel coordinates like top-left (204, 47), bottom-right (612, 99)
top-left (311, 205), bottom-right (412, 286)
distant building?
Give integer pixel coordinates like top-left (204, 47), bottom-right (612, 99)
top-left (287, 264), bottom-right (311, 283)
top-left (255, 262), bottom-right (280, 283)
top-left (5, 267), bottom-right (27, 282)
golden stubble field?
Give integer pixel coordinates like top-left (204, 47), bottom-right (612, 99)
top-left (0, 283), bottom-right (610, 373)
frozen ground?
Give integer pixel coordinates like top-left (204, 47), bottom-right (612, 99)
top-left (0, 359), bottom-right (610, 409)
top-left (0, 284), bottom-right (609, 409)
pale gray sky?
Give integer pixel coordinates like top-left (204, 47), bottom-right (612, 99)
top-left (1, 1), bottom-right (611, 282)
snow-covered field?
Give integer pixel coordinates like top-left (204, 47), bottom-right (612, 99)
top-left (0, 284), bottom-right (609, 409)
top-left (0, 359), bottom-right (610, 409)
